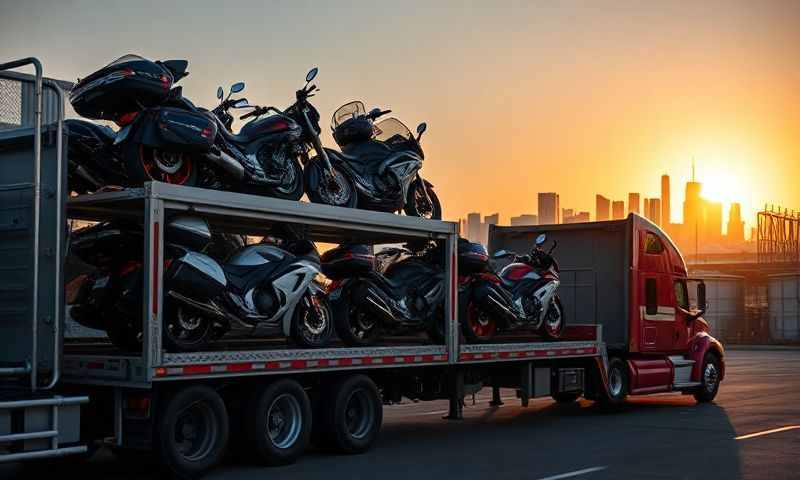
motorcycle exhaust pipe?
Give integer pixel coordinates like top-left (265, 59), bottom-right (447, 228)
top-left (168, 290), bottom-right (228, 320)
top-left (204, 149), bottom-right (245, 181)
top-left (70, 161), bottom-right (103, 189)
top-left (472, 283), bottom-right (520, 327)
top-left (360, 287), bottom-right (397, 325)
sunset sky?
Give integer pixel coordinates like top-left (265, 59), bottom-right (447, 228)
top-left (2, 0), bottom-right (799, 232)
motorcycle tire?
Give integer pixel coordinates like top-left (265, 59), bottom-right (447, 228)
top-left (126, 142), bottom-right (199, 187)
top-left (461, 301), bottom-right (498, 344)
top-left (291, 293), bottom-right (334, 348)
top-left (304, 161), bottom-right (357, 208)
top-left (333, 295), bottom-right (382, 347)
top-left (258, 156), bottom-right (305, 201)
top-left (163, 300), bottom-right (214, 352)
top-left (105, 318), bottom-right (141, 353)
top-left (540, 296), bottom-right (565, 340)
top-left (404, 179), bottom-right (442, 220)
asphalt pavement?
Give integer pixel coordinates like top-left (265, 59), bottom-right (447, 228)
top-left (2, 349), bottom-right (798, 479)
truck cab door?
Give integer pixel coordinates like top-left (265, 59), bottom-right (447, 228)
top-left (671, 279), bottom-right (692, 351)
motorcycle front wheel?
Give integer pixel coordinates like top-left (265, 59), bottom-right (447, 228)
top-left (304, 161), bottom-right (357, 208)
top-left (461, 302), bottom-right (498, 344)
top-left (404, 179), bottom-right (442, 220)
top-left (163, 301), bottom-right (214, 352)
top-left (540, 296), bottom-right (565, 340)
top-left (127, 143), bottom-right (199, 187)
top-left (290, 292), bottom-right (333, 348)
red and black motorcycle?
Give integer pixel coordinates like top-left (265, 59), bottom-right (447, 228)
top-left (461, 233), bottom-right (564, 343)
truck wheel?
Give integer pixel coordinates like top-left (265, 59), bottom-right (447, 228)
top-left (244, 379), bottom-right (311, 465)
top-left (461, 302), bottom-right (497, 344)
top-left (693, 352), bottom-right (721, 403)
top-left (321, 374), bottom-right (383, 454)
top-left (600, 357), bottom-right (628, 406)
top-left (552, 391), bottom-right (581, 404)
top-left (154, 385), bottom-right (229, 480)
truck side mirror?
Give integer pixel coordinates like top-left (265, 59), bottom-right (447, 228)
top-left (645, 278), bottom-right (658, 315)
top-left (697, 282), bottom-right (707, 312)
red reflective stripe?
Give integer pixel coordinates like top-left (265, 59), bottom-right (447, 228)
top-left (339, 358), bottom-right (353, 366)
top-left (290, 360), bottom-right (305, 369)
top-left (382, 356), bottom-right (396, 364)
top-left (152, 222), bottom-right (160, 315)
top-left (227, 363), bottom-right (252, 372)
top-left (183, 365), bottom-right (211, 375)
top-left (266, 362), bottom-right (281, 369)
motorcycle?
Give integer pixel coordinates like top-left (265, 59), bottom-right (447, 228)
top-left (462, 233), bottom-right (565, 343)
top-left (322, 242), bottom-right (446, 346)
top-left (306, 101), bottom-right (441, 218)
top-left (212, 67), bottom-right (356, 204)
top-left (164, 218), bottom-right (333, 351)
top-left (66, 218), bottom-right (245, 351)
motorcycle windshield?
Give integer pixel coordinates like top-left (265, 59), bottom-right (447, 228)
top-left (374, 118), bottom-right (422, 156)
top-left (332, 101), bottom-right (366, 129)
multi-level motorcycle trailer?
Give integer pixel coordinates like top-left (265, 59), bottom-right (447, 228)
top-left (0, 58), bottom-right (722, 479)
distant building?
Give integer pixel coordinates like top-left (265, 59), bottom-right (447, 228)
top-left (661, 174), bottom-right (671, 227)
top-left (564, 211), bottom-right (590, 224)
top-left (466, 212), bottom-right (481, 243)
top-left (538, 193), bottom-right (560, 225)
top-left (704, 200), bottom-right (723, 243)
top-left (644, 198), bottom-right (661, 226)
top-left (683, 179), bottom-right (702, 250)
top-left (628, 193), bottom-right (640, 214)
top-left (612, 200), bottom-right (625, 220)
top-left (510, 214), bottom-right (538, 226)
top-left (596, 195), bottom-right (610, 221)
top-left (727, 203), bottom-right (745, 245)
top-left (561, 208), bottom-right (574, 221)
top-left (482, 213), bottom-right (499, 245)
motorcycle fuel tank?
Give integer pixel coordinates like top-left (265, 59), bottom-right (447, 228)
top-left (499, 263), bottom-right (539, 283)
top-left (227, 244), bottom-right (287, 267)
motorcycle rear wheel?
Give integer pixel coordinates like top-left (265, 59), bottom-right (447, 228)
top-left (128, 143), bottom-right (199, 186)
top-left (461, 302), bottom-right (497, 343)
top-left (404, 179), bottom-right (442, 220)
top-left (259, 156), bottom-right (305, 201)
top-left (163, 301), bottom-right (214, 352)
top-left (540, 296), bottom-right (565, 340)
top-left (335, 302), bottom-right (382, 347)
top-left (304, 161), bottom-right (357, 208)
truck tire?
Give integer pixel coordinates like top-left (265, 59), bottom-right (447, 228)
top-left (599, 357), bottom-right (628, 407)
top-left (154, 385), bottom-right (229, 480)
top-left (244, 379), bottom-right (312, 465)
top-left (693, 352), bottom-right (721, 403)
top-left (320, 374), bottom-right (382, 454)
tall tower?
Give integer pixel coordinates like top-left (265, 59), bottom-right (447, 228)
top-left (596, 195), bottom-right (611, 221)
top-left (661, 174), bottom-right (671, 227)
top-left (628, 193), bottom-right (640, 214)
top-left (727, 203), bottom-right (745, 244)
top-left (684, 162), bottom-right (703, 254)
top-left (538, 193), bottom-right (560, 225)
top-left (612, 201), bottom-right (625, 220)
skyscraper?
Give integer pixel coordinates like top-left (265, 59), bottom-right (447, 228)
top-left (704, 201), bottom-right (723, 243)
top-left (481, 213), bottom-right (499, 245)
top-left (684, 178), bottom-right (702, 250)
top-left (727, 203), bottom-right (745, 244)
top-left (466, 212), bottom-right (481, 243)
top-left (644, 198), bottom-right (661, 226)
top-left (596, 195), bottom-right (610, 221)
top-left (561, 208), bottom-right (574, 221)
top-left (661, 174), bottom-right (671, 227)
top-left (538, 193), bottom-right (560, 225)
top-left (612, 201), bottom-right (625, 220)
top-left (628, 193), bottom-right (640, 214)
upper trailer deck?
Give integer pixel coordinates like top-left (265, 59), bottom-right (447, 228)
top-left (62, 182), bottom-right (603, 388)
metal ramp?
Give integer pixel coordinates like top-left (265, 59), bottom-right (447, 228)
top-left (0, 58), bottom-right (87, 462)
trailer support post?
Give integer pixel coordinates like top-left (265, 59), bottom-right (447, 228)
top-left (443, 368), bottom-right (464, 420)
top-left (490, 385), bottom-right (504, 406)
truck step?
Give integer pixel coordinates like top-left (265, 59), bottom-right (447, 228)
top-left (673, 381), bottom-right (701, 389)
top-left (667, 355), bottom-right (695, 367)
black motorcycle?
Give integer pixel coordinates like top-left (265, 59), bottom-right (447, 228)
top-left (322, 242), bottom-right (445, 346)
top-left (306, 101), bottom-right (441, 218)
top-left (66, 217), bottom-right (245, 351)
top-left (463, 233), bottom-right (565, 343)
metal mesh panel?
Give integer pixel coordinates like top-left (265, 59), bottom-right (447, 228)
top-left (0, 77), bottom-right (23, 129)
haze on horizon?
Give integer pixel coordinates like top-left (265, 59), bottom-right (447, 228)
top-left (2, 0), bottom-right (798, 231)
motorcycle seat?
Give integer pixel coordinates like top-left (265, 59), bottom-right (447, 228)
top-left (216, 120), bottom-right (256, 145)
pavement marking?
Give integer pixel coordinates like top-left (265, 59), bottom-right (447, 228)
top-left (535, 466), bottom-right (608, 480)
top-left (735, 425), bottom-right (800, 440)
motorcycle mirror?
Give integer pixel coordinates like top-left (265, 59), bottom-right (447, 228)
top-left (306, 67), bottom-right (318, 83)
top-left (233, 99), bottom-right (250, 108)
top-left (416, 122), bottom-right (427, 135)
top-left (216, 86), bottom-right (223, 100)
top-left (535, 233), bottom-right (547, 246)
top-left (492, 250), bottom-right (510, 259)
top-left (230, 81), bottom-right (245, 94)
top-left (369, 107), bottom-right (382, 118)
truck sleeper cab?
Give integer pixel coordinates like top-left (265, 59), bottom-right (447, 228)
top-left (489, 213), bottom-right (724, 405)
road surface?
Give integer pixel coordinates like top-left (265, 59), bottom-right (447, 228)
top-left (3, 349), bottom-right (798, 479)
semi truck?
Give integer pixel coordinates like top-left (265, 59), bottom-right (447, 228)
top-left (0, 58), bottom-right (723, 479)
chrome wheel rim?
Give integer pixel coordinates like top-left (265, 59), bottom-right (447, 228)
top-left (266, 393), bottom-right (303, 449)
top-left (153, 149), bottom-right (185, 174)
top-left (608, 367), bottom-right (623, 397)
top-left (319, 170), bottom-right (352, 206)
top-left (546, 303), bottom-right (562, 330)
top-left (344, 388), bottom-right (373, 440)
top-left (704, 363), bottom-right (719, 393)
top-left (303, 296), bottom-right (329, 336)
top-left (174, 401), bottom-right (216, 462)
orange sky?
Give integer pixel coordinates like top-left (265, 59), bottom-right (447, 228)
top-left (2, 1), bottom-right (798, 232)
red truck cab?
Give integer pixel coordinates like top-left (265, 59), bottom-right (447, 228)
top-left (489, 213), bottom-right (725, 405)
